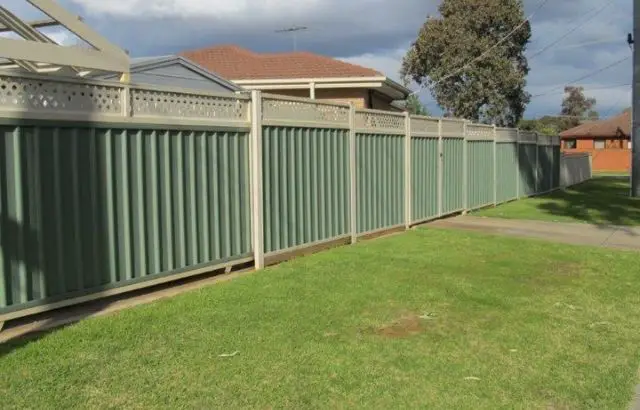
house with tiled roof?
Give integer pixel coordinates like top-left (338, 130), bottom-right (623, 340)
top-left (93, 55), bottom-right (242, 93)
top-left (180, 45), bottom-right (410, 111)
top-left (559, 110), bottom-right (631, 172)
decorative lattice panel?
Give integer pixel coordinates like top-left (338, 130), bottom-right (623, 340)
top-left (0, 74), bottom-right (123, 114)
top-left (355, 110), bottom-right (405, 133)
top-left (262, 97), bottom-right (349, 125)
top-left (441, 119), bottom-right (465, 137)
top-left (410, 116), bottom-right (439, 136)
top-left (518, 130), bottom-right (537, 144)
top-left (537, 135), bottom-right (553, 146)
top-left (466, 124), bottom-right (494, 140)
top-left (496, 127), bottom-right (518, 142)
top-left (130, 88), bottom-right (249, 122)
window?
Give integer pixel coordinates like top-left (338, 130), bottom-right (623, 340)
top-left (594, 138), bottom-right (606, 149)
top-left (564, 139), bottom-right (577, 149)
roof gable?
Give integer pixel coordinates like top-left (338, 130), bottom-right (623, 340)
top-left (560, 111), bottom-right (631, 139)
top-left (95, 55), bottom-right (242, 92)
top-left (180, 45), bottom-right (383, 80)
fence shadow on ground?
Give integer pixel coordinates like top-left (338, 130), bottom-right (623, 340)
top-left (535, 176), bottom-right (640, 231)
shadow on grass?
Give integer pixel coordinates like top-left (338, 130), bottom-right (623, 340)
top-left (537, 176), bottom-right (640, 232)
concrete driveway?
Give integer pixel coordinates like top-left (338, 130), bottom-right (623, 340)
top-left (429, 216), bottom-right (640, 251)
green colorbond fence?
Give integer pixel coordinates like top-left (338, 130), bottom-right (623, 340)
top-left (466, 140), bottom-right (495, 209)
top-left (518, 143), bottom-right (538, 197)
top-left (441, 138), bottom-right (465, 215)
top-left (411, 136), bottom-right (439, 222)
top-left (262, 126), bottom-right (349, 253)
top-left (496, 142), bottom-right (519, 203)
top-left (0, 124), bottom-right (252, 315)
top-left (0, 77), bottom-right (570, 322)
top-left (356, 133), bottom-right (405, 234)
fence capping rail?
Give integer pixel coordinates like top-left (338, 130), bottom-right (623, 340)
top-left (0, 71), bottom-right (254, 127)
top-left (518, 130), bottom-right (538, 144)
top-left (466, 123), bottom-right (495, 141)
top-left (261, 93), bottom-right (350, 128)
top-left (551, 135), bottom-right (561, 146)
top-left (537, 134), bottom-right (554, 146)
top-left (495, 127), bottom-right (518, 142)
top-left (355, 108), bottom-right (406, 134)
top-left (440, 117), bottom-right (465, 138)
top-left (409, 115), bottom-right (440, 137)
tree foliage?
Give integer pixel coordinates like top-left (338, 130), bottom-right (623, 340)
top-left (401, 0), bottom-right (531, 127)
top-left (518, 116), bottom-right (563, 136)
top-left (404, 94), bottom-right (431, 116)
top-left (560, 86), bottom-right (598, 130)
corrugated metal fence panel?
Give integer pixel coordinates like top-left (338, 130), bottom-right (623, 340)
top-left (537, 145), bottom-right (553, 193)
top-left (411, 137), bottom-right (439, 222)
top-left (496, 142), bottom-right (519, 203)
top-left (518, 144), bottom-right (537, 197)
top-left (262, 126), bottom-right (349, 253)
top-left (466, 140), bottom-right (495, 209)
top-left (356, 133), bottom-right (405, 234)
top-left (0, 125), bottom-right (251, 313)
top-left (442, 138), bottom-right (464, 214)
top-left (553, 146), bottom-right (561, 189)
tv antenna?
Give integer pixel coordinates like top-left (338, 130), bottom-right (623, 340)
top-left (275, 25), bottom-right (308, 51)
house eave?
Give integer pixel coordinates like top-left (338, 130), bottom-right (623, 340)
top-left (232, 76), bottom-right (410, 100)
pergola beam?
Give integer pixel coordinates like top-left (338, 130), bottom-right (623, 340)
top-left (0, 36), bottom-right (129, 72)
top-left (26, 0), bottom-right (129, 64)
top-left (0, 7), bottom-right (55, 43)
top-left (0, 17), bottom-right (59, 33)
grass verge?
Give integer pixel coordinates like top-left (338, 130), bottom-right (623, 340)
top-left (1, 228), bottom-right (639, 409)
top-left (476, 176), bottom-right (640, 226)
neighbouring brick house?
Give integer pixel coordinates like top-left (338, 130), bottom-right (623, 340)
top-left (180, 45), bottom-right (410, 111)
top-left (559, 110), bottom-right (631, 172)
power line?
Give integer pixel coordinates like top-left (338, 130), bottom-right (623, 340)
top-left (528, 82), bottom-right (630, 97)
top-left (409, 0), bottom-right (551, 96)
top-left (531, 38), bottom-right (625, 52)
top-left (530, 55), bottom-right (631, 98)
top-left (527, 0), bottom-right (615, 60)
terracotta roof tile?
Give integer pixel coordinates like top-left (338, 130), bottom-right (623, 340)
top-left (180, 45), bottom-right (383, 80)
top-left (559, 111), bottom-right (631, 138)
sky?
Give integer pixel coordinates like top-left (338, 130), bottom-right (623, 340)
top-left (4, 0), bottom-right (633, 119)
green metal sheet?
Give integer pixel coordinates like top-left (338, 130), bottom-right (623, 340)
top-left (537, 145), bottom-right (553, 193)
top-left (0, 125), bottom-right (251, 314)
top-left (356, 133), bottom-right (405, 233)
top-left (262, 126), bottom-right (349, 253)
top-left (411, 137), bottom-right (439, 222)
top-left (496, 142), bottom-right (519, 203)
top-left (442, 138), bottom-right (464, 214)
top-left (552, 146), bottom-right (561, 189)
top-left (518, 144), bottom-right (537, 197)
top-left (466, 140), bottom-right (495, 210)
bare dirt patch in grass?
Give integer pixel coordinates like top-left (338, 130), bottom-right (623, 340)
top-left (374, 314), bottom-right (425, 338)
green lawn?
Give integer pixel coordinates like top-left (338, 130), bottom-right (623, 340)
top-left (476, 176), bottom-right (640, 226)
top-left (2, 229), bottom-right (640, 409)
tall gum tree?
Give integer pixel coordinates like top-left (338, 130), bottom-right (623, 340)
top-left (401, 0), bottom-right (532, 127)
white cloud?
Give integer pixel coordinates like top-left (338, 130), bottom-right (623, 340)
top-left (71, 0), bottom-right (356, 19)
top-left (339, 48), bottom-right (407, 83)
top-left (24, 0), bottom-right (630, 118)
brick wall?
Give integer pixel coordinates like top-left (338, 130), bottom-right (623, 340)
top-left (563, 148), bottom-right (631, 171)
top-left (562, 137), bottom-right (631, 171)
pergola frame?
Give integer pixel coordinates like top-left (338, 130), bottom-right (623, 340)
top-left (0, 0), bottom-right (129, 78)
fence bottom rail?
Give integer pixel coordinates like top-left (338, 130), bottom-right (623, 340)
top-left (0, 256), bottom-right (253, 324)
